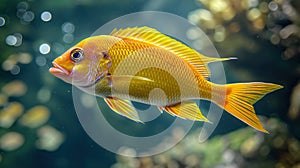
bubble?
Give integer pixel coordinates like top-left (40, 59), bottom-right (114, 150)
top-left (270, 34), bottom-right (280, 45)
top-left (16, 9), bottom-right (26, 18)
top-left (6, 35), bottom-right (17, 46)
top-left (39, 43), bottom-right (51, 54)
top-left (259, 2), bottom-right (269, 13)
top-left (0, 132), bottom-right (24, 151)
top-left (35, 56), bottom-right (47, 66)
top-left (0, 17), bottom-right (5, 26)
top-left (13, 33), bottom-right (23, 47)
top-left (41, 11), bottom-right (52, 22)
top-left (62, 22), bottom-right (75, 33)
top-left (22, 11), bottom-right (35, 22)
top-left (63, 33), bottom-right (74, 43)
top-left (17, 1), bottom-right (29, 10)
top-left (19, 106), bottom-right (50, 128)
top-left (268, 1), bottom-right (278, 11)
top-left (52, 42), bottom-right (65, 54)
top-left (10, 65), bottom-right (20, 75)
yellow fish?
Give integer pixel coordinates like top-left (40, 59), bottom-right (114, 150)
top-left (49, 26), bottom-right (282, 133)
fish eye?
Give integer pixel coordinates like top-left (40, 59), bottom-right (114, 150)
top-left (70, 48), bottom-right (83, 62)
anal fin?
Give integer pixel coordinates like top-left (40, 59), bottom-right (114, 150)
top-left (159, 101), bottom-right (210, 122)
top-left (104, 97), bottom-right (142, 122)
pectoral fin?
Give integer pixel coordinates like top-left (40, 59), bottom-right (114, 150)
top-left (104, 97), bottom-right (142, 122)
top-left (159, 101), bottom-right (210, 122)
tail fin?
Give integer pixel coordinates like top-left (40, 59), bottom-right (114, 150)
top-left (215, 82), bottom-right (283, 133)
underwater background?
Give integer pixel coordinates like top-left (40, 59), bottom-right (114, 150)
top-left (0, 0), bottom-right (299, 167)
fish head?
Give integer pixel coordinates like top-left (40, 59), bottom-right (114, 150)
top-left (49, 36), bottom-right (112, 87)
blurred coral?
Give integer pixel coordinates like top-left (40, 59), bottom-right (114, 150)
top-left (112, 118), bottom-right (300, 168)
top-left (188, 0), bottom-right (300, 60)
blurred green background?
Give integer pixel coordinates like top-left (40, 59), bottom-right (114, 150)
top-left (0, 0), bottom-right (299, 167)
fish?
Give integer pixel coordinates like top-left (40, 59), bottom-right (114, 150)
top-left (49, 26), bottom-right (283, 133)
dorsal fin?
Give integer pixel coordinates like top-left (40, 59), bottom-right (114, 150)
top-left (110, 26), bottom-right (234, 78)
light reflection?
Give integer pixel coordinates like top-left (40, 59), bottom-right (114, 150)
top-left (35, 56), bottom-right (47, 66)
top-left (13, 33), bottom-right (23, 47)
top-left (16, 9), bottom-right (26, 18)
top-left (41, 11), bottom-right (52, 22)
top-left (2, 59), bottom-right (16, 71)
top-left (37, 87), bottom-right (51, 103)
top-left (36, 125), bottom-right (64, 151)
top-left (247, 8), bottom-right (262, 21)
top-left (52, 42), bottom-right (65, 54)
top-left (0, 17), bottom-right (5, 26)
top-left (19, 106), bottom-right (50, 128)
top-left (39, 43), bottom-right (51, 54)
top-left (63, 33), bottom-right (74, 43)
top-left (6, 35), bottom-right (17, 46)
top-left (248, 0), bottom-right (259, 8)
top-left (5, 34), bottom-right (23, 47)
top-left (2, 80), bottom-right (27, 97)
top-left (0, 102), bottom-right (24, 128)
top-left (62, 22), bottom-right (75, 33)
top-left (270, 34), bottom-right (280, 44)
top-left (268, 1), bottom-right (278, 11)
top-left (259, 2), bottom-right (269, 13)
top-left (10, 65), bottom-right (20, 75)
top-left (18, 53), bottom-right (32, 64)
top-left (0, 132), bottom-right (24, 151)
top-left (17, 1), bottom-right (29, 10)
top-left (22, 11), bottom-right (35, 22)
top-left (0, 94), bottom-right (8, 106)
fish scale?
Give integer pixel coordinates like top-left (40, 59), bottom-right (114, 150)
top-left (50, 26), bottom-right (283, 132)
top-left (107, 40), bottom-right (203, 105)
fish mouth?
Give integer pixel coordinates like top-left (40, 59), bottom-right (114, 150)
top-left (49, 62), bottom-right (70, 75)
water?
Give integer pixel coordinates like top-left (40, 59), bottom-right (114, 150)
top-left (0, 0), bottom-right (298, 167)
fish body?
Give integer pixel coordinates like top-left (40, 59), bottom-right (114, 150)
top-left (49, 27), bottom-right (282, 132)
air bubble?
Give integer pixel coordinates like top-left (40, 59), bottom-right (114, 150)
top-left (268, 1), bottom-right (278, 11)
top-left (6, 35), bottom-right (17, 46)
top-left (10, 65), bottom-right (20, 75)
top-left (35, 56), bottom-right (47, 66)
top-left (0, 17), bottom-right (5, 26)
top-left (22, 11), bottom-right (35, 22)
top-left (63, 33), bottom-right (74, 43)
top-left (62, 22), bottom-right (75, 33)
top-left (39, 43), bottom-right (51, 54)
top-left (41, 11), bottom-right (52, 22)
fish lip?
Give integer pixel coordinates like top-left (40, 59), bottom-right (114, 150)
top-left (49, 62), bottom-right (70, 75)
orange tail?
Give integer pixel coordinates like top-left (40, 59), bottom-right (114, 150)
top-left (214, 82), bottom-right (283, 133)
